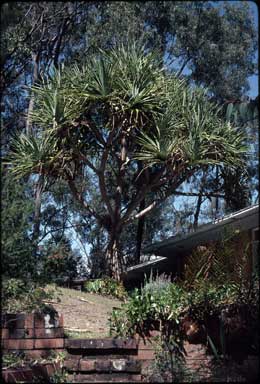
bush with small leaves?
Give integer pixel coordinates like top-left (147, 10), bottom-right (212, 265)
top-left (83, 277), bottom-right (128, 300)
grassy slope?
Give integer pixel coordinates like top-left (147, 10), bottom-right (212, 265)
top-left (46, 285), bottom-right (123, 338)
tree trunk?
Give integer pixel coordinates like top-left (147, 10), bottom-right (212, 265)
top-left (32, 175), bottom-right (44, 248)
top-left (134, 198), bottom-right (146, 264)
top-left (26, 51), bottom-right (39, 135)
top-left (105, 230), bottom-right (124, 281)
top-left (193, 170), bottom-right (207, 229)
top-left (193, 193), bottom-right (203, 230)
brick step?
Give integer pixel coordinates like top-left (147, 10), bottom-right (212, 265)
top-left (66, 353), bottom-right (137, 360)
top-left (66, 349), bottom-right (138, 359)
top-left (65, 338), bottom-right (138, 351)
top-left (67, 373), bottom-right (142, 383)
top-left (64, 358), bottom-right (141, 373)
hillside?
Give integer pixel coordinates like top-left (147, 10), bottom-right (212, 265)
top-left (46, 286), bottom-right (124, 338)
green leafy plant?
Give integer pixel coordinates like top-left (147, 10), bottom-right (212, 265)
top-left (2, 278), bottom-right (60, 313)
top-left (110, 270), bottom-right (259, 362)
top-left (83, 278), bottom-right (128, 300)
top-left (2, 352), bottom-right (26, 369)
top-left (148, 335), bottom-right (202, 383)
top-left (109, 274), bottom-right (188, 337)
top-left (183, 229), bottom-right (252, 288)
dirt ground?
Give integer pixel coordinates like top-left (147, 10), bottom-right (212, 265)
top-left (46, 286), bottom-right (123, 338)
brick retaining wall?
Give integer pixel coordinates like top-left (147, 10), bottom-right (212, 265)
top-left (2, 362), bottom-right (61, 383)
top-left (1, 313), bottom-right (258, 382)
top-left (1, 312), bottom-right (65, 358)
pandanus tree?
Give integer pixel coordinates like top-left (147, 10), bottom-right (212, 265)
top-left (8, 44), bottom-right (248, 281)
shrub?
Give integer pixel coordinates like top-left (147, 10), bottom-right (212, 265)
top-left (83, 277), bottom-right (128, 300)
top-left (110, 272), bottom-right (259, 380)
top-left (2, 278), bottom-right (59, 313)
top-left (142, 271), bottom-right (172, 294)
top-left (147, 336), bottom-right (202, 383)
top-left (109, 274), bottom-right (188, 337)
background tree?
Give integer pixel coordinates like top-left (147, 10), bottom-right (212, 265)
top-left (1, 172), bottom-right (35, 279)
top-left (2, 1), bottom-right (257, 277)
top-left (40, 238), bottom-right (87, 283)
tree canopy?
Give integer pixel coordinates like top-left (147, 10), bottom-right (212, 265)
top-left (7, 44), bottom-right (248, 280)
top-left (1, 1), bottom-right (258, 281)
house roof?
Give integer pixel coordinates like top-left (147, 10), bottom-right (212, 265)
top-left (124, 204), bottom-right (259, 280)
top-left (144, 204), bottom-right (259, 257)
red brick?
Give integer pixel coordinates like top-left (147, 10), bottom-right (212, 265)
top-left (31, 363), bottom-right (61, 380)
top-left (65, 337), bottom-right (137, 350)
top-left (44, 362), bottom-right (61, 376)
top-left (24, 348), bottom-right (64, 359)
top-left (31, 364), bottom-right (49, 380)
top-left (136, 349), bottom-right (155, 359)
top-left (24, 349), bottom-right (52, 359)
top-left (25, 314), bottom-right (34, 329)
top-left (69, 373), bottom-right (142, 382)
top-left (34, 313), bottom-right (46, 328)
top-left (138, 340), bottom-right (155, 350)
top-left (2, 368), bottom-right (34, 382)
top-left (34, 327), bottom-right (64, 338)
top-left (34, 338), bottom-right (64, 349)
top-left (2, 314), bottom-right (26, 328)
top-left (1, 328), bottom-right (9, 339)
top-left (9, 328), bottom-right (34, 339)
top-left (66, 352), bottom-right (82, 360)
top-left (95, 360), bottom-right (111, 372)
top-left (64, 358), bottom-right (80, 370)
top-left (3, 339), bottom-right (34, 350)
top-left (79, 359), bottom-right (95, 371)
top-left (34, 312), bottom-right (63, 328)
top-left (58, 314), bottom-right (64, 327)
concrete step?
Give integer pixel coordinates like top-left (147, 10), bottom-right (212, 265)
top-left (67, 373), bottom-right (142, 383)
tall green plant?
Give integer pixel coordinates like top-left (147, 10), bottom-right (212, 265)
top-left (183, 229), bottom-right (251, 287)
top-left (7, 44), bottom-right (248, 281)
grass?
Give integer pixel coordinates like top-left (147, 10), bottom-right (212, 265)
top-left (44, 284), bottom-right (124, 338)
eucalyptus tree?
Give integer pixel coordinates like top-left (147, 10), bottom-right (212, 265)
top-left (8, 45), bottom-right (248, 280)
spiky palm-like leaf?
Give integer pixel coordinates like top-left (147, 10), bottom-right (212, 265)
top-left (29, 67), bottom-right (80, 131)
top-left (7, 133), bottom-right (61, 179)
top-left (135, 86), bottom-right (247, 171)
top-left (9, 44), bottom-right (248, 193)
